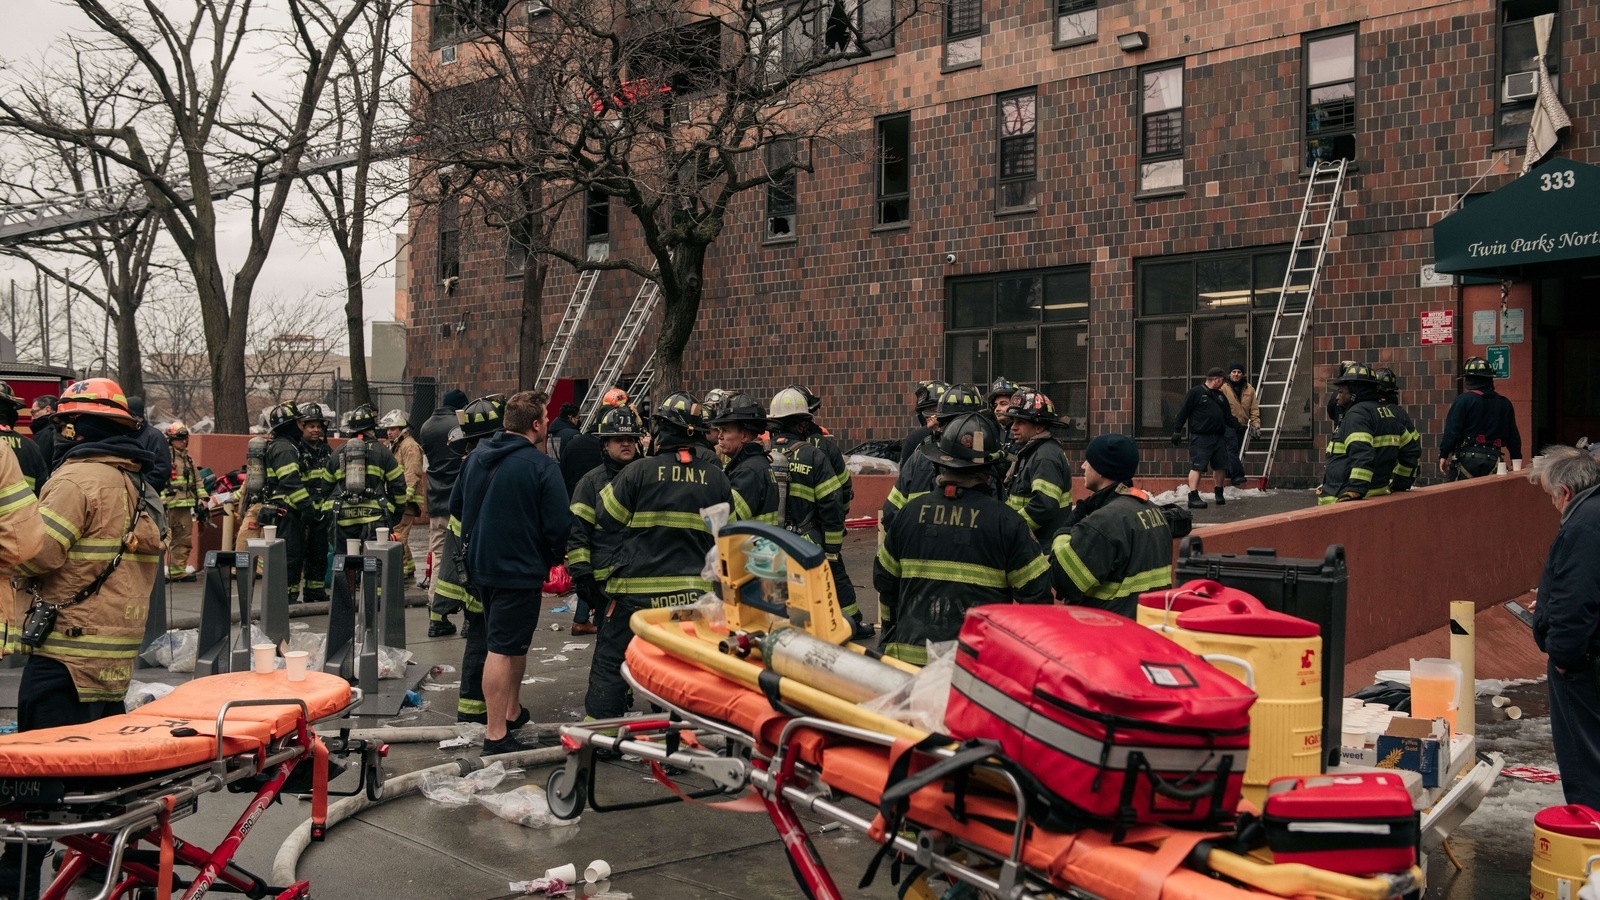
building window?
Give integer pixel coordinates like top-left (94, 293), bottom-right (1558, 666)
top-left (766, 139), bottom-right (797, 239)
top-left (944, 0), bottom-right (982, 67)
top-left (946, 266), bottom-right (1090, 437)
top-left (997, 90), bottom-right (1038, 211)
top-left (1305, 29), bottom-right (1356, 167)
top-left (438, 197), bottom-right (461, 291)
top-left (1055, 0), bottom-right (1096, 46)
top-left (1495, 0), bottom-right (1559, 147)
top-left (430, 0), bottom-right (506, 48)
top-left (1133, 248), bottom-right (1314, 440)
top-left (1138, 63), bottom-right (1184, 193)
top-left (876, 114), bottom-right (910, 225)
top-left (505, 224), bottom-right (530, 278)
top-left (584, 189), bottom-right (610, 245)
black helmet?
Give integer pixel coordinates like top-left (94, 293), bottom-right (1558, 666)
top-left (709, 392), bottom-right (766, 429)
top-left (934, 383), bottom-right (985, 421)
top-left (446, 425), bottom-right (469, 457)
top-left (653, 391), bottom-right (705, 435)
top-left (595, 406), bottom-right (644, 438)
top-left (913, 380), bottom-right (949, 414)
top-left (457, 395), bottom-right (505, 440)
top-left (984, 377), bottom-right (1022, 404)
top-left (1375, 368), bottom-right (1400, 395)
top-left (1330, 363), bottom-right (1378, 386)
top-left (345, 404), bottom-right (378, 435)
top-left (1006, 389), bottom-right (1058, 424)
top-left (298, 402), bottom-right (329, 425)
top-left (1461, 356), bottom-right (1496, 380)
top-left (267, 402), bottom-right (301, 434)
top-left (787, 383), bottom-right (822, 414)
top-left (701, 388), bottom-right (732, 422)
top-left (0, 381), bottom-right (23, 411)
top-left (921, 412), bottom-right (1006, 470)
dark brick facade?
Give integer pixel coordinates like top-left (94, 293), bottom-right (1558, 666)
top-left (409, 0), bottom-right (1597, 483)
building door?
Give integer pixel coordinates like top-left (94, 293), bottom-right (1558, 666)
top-left (1539, 275), bottom-right (1600, 446)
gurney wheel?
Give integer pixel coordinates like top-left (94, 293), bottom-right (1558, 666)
top-left (365, 756), bottom-right (385, 801)
top-left (546, 765), bottom-right (585, 820)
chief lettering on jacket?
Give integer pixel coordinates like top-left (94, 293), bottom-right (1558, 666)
top-left (916, 504), bottom-right (982, 529)
top-left (656, 465), bottom-right (708, 484)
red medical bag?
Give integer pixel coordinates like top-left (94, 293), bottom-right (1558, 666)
top-left (1262, 773), bottom-right (1418, 875)
top-left (944, 604), bottom-right (1256, 828)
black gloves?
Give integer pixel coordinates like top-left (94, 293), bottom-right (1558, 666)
top-left (1171, 432), bottom-right (1184, 447)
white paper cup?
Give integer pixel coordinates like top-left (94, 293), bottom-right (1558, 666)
top-left (543, 863), bottom-right (577, 883)
top-left (584, 860), bottom-right (611, 883)
top-left (263, 525), bottom-right (278, 542)
top-left (252, 643), bottom-right (277, 674)
top-left (1497, 461), bottom-right (1508, 475)
top-left (346, 539), bottom-right (362, 556)
top-left (284, 650), bottom-right (310, 682)
top-left (1514, 459), bottom-right (1524, 472)
top-left (375, 528), bottom-right (390, 543)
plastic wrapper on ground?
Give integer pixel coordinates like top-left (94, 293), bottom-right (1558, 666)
top-left (419, 760), bottom-right (513, 807)
top-left (476, 784), bottom-right (578, 828)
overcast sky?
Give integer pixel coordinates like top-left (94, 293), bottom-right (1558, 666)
top-left (0, 0), bottom-right (404, 362)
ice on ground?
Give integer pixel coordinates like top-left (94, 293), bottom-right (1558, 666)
top-left (1146, 484), bottom-right (1276, 506)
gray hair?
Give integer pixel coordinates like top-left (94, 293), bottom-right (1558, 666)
top-left (1527, 445), bottom-right (1600, 500)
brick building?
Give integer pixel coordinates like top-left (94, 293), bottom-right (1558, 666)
top-left (408, 0), bottom-right (1596, 483)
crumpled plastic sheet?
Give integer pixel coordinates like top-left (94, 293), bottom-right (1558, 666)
top-left (476, 784), bottom-right (578, 828)
top-left (141, 628), bottom-right (198, 672)
top-left (419, 760), bottom-right (516, 808)
top-left (124, 679), bottom-right (177, 710)
top-left (377, 645), bottom-right (414, 679)
top-left (698, 502), bottom-right (731, 589)
top-left (860, 641), bottom-right (957, 733)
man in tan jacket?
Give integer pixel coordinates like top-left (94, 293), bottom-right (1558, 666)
top-left (0, 440), bottom-right (44, 656)
top-left (380, 409), bottom-right (424, 579)
top-left (1220, 362), bottom-right (1261, 488)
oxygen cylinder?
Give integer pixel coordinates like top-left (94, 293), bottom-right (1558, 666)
top-left (759, 627), bottom-right (912, 704)
top-left (245, 436), bottom-right (268, 497)
top-left (344, 436), bottom-right (368, 493)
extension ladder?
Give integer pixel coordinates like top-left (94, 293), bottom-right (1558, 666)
top-left (579, 273), bottom-right (661, 427)
top-left (535, 260), bottom-right (606, 396)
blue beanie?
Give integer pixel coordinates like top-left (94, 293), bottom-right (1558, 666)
top-left (1085, 433), bottom-right (1139, 484)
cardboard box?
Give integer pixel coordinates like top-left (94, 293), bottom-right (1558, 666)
top-left (1338, 746), bottom-right (1376, 767)
top-left (1374, 717), bottom-right (1449, 788)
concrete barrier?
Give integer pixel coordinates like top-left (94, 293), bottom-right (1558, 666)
top-left (1179, 472), bottom-right (1556, 661)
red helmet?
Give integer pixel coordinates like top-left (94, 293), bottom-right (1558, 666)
top-left (602, 388), bottom-right (629, 408)
top-left (56, 378), bottom-right (136, 426)
top-left (543, 564), bottom-right (573, 596)
top-left (165, 421), bottom-right (190, 440)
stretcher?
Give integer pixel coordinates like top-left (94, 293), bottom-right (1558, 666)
top-left (0, 670), bottom-right (382, 900)
top-left (545, 524), bottom-right (1431, 900)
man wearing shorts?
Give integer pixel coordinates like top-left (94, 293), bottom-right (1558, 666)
top-left (454, 391), bottom-right (572, 756)
top-left (1172, 367), bottom-right (1237, 510)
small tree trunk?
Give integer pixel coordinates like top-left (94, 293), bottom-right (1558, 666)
top-left (517, 253), bottom-right (550, 392)
top-left (344, 259), bottom-right (372, 410)
top-left (114, 292), bottom-right (144, 398)
top-left (213, 323), bottom-right (250, 434)
top-left (653, 244), bottom-right (707, 403)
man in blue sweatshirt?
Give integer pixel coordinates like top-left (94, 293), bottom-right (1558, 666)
top-left (453, 391), bottom-right (572, 755)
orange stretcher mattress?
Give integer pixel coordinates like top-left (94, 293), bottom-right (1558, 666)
top-left (0, 671), bottom-right (352, 779)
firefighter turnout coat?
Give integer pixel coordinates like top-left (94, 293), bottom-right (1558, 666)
top-left (769, 431), bottom-right (846, 552)
top-left (724, 442), bottom-right (780, 526)
top-left (1002, 436), bottom-right (1073, 541)
top-left (1050, 484), bottom-right (1174, 619)
top-left (1318, 399), bottom-right (1409, 503)
top-left (568, 456), bottom-right (633, 590)
top-left (0, 442), bottom-right (44, 656)
top-left (390, 432), bottom-right (425, 515)
top-left (163, 446), bottom-right (208, 511)
top-left (333, 439), bottom-right (407, 536)
top-left (596, 445), bottom-right (735, 605)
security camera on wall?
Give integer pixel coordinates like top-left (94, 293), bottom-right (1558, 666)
top-left (945, 253), bottom-right (957, 264)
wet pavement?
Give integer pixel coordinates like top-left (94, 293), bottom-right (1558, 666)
top-left (3, 499), bottom-right (1570, 899)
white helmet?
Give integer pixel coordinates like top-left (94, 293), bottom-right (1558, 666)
top-left (768, 387), bottom-right (811, 420)
top-left (378, 409), bottom-right (408, 429)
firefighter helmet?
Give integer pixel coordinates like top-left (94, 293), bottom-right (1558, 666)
top-left (165, 421), bottom-right (190, 440)
top-left (767, 387), bottom-right (812, 421)
top-left (56, 378), bottom-right (137, 426)
top-left (701, 388), bottom-right (732, 421)
top-left (984, 377), bottom-right (1023, 403)
top-left (0, 381), bottom-right (23, 411)
top-left (345, 405), bottom-right (378, 435)
top-left (921, 412), bottom-right (1006, 470)
top-left (709, 392), bottom-right (767, 429)
top-left (446, 426), bottom-right (469, 457)
top-left (457, 396), bottom-right (504, 440)
top-left (377, 409), bottom-right (408, 429)
top-left (1330, 363), bottom-right (1379, 386)
top-left (787, 383), bottom-right (822, 414)
top-left (1006, 389), bottom-right (1058, 424)
top-left (1375, 368), bottom-right (1400, 395)
top-left (602, 387), bottom-right (630, 408)
top-left (595, 406), bottom-right (644, 438)
top-left (266, 402), bottom-right (301, 434)
top-left (298, 402), bottom-right (329, 424)
top-left (1462, 356), bottom-right (1497, 379)
top-left (653, 391), bottom-right (704, 435)
top-left (913, 380), bottom-right (949, 414)
top-left (934, 383), bottom-right (985, 420)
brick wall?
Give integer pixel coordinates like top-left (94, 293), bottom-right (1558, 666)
top-left (407, 0), bottom-right (1598, 480)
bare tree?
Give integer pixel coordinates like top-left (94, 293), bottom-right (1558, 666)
top-left (419, 0), bottom-right (916, 394)
top-left (0, 0), bottom-right (376, 433)
top-left (139, 290), bottom-right (214, 424)
top-left (246, 292), bottom-right (346, 405)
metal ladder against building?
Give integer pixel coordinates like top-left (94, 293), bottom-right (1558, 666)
top-left (1239, 158), bottom-right (1349, 488)
top-left (534, 264), bottom-right (605, 396)
top-left (578, 272), bottom-right (662, 427)
top-left (629, 349), bottom-right (659, 408)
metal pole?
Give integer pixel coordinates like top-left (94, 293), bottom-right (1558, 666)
top-left (37, 272), bottom-right (49, 365)
top-left (8, 279), bottom-right (14, 345)
top-left (101, 292), bottom-right (112, 375)
top-left (65, 280), bottom-right (75, 373)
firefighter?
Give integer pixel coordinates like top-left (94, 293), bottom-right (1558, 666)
top-left (161, 422), bottom-right (208, 582)
top-left (983, 377), bottom-right (1024, 429)
top-left (297, 403), bottom-right (336, 603)
top-left (882, 383), bottom-right (984, 534)
top-left (240, 402), bottom-right (312, 601)
top-left (782, 383), bottom-right (872, 638)
top-left (330, 405), bottom-right (407, 548)
top-left (566, 406), bottom-right (645, 639)
top-left (583, 391), bottom-right (734, 719)
top-left (28, 394), bottom-right (60, 474)
top-left (441, 394), bottom-right (506, 722)
top-left (0, 439), bottom-right (44, 658)
top-left (873, 413), bottom-right (1050, 664)
top-left (1376, 368), bottom-right (1422, 492)
top-left (1317, 363), bottom-right (1409, 504)
top-left (1439, 356), bottom-right (1522, 481)
top-left (1002, 389), bottom-right (1073, 542)
top-left (1050, 433), bottom-right (1173, 619)
top-left (708, 393), bottom-right (778, 525)
top-left (0, 381), bottom-right (46, 493)
top-left (420, 389), bottom-right (470, 602)
top-left (380, 409), bottom-right (424, 580)
top-left (899, 380), bottom-right (948, 465)
top-left (559, 387), bottom-right (630, 495)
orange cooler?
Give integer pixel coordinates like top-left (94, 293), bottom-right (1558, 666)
top-left (1151, 598), bottom-right (1324, 805)
top-left (1532, 805), bottom-right (1600, 900)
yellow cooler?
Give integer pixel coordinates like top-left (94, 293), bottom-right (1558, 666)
top-left (1150, 597), bottom-right (1323, 806)
top-left (1532, 805), bottom-right (1600, 900)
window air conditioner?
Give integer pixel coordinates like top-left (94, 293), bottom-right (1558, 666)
top-left (440, 44), bottom-right (458, 64)
top-left (1503, 71), bottom-right (1538, 103)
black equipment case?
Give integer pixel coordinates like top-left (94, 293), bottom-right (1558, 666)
top-left (1175, 537), bottom-right (1348, 769)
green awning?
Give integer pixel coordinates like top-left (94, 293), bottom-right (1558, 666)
top-left (1433, 157), bottom-right (1600, 275)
